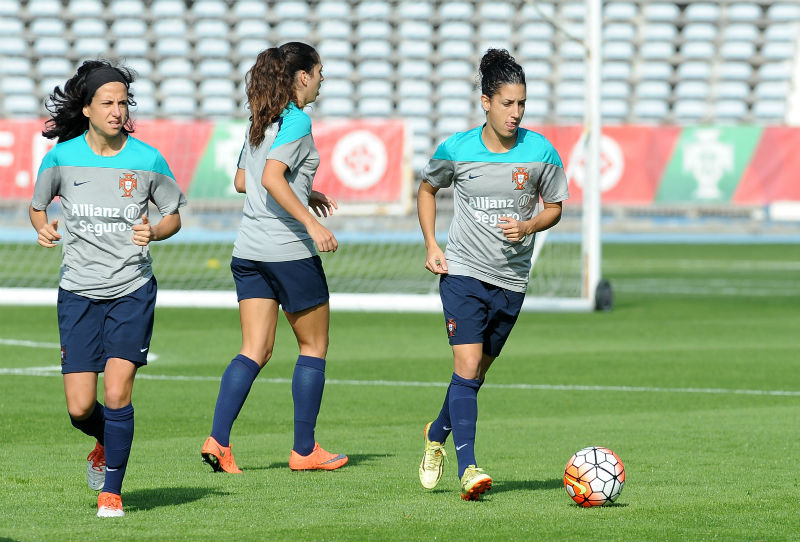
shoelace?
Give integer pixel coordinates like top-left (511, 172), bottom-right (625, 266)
top-left (423, 444), bottom-right (447, 470)
top-left (88, 449), bottom-right (106, 469)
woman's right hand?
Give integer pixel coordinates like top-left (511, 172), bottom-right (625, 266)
top-left (308, 221), bottom-right (338, 253)
top-left (425, 247), bottom-right (448, 274)
top-left (37, 218), bottom-right (62, 248)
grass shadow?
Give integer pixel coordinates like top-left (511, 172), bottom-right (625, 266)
top-left (491, 478), bottom-right (564, 494)
top-left (124, 486), bottom-right (230, 512)
top-left (252, 452), bottom-right (395, 471)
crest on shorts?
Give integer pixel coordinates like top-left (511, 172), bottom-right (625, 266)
top-left (119, 172), bottom-right (137, 197)
top-left (61, 346), bottom-right (66, 365)
top-left (446, 318), bottom-right (457, 337)
top-left (512, 167), bottom-right (529, 190)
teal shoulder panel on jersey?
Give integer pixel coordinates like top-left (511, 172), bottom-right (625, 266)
top-left (271, 102), bottom-right (312, 150)
top-left (38, 134), bottom-right (175, 178)
top-left (435, 126), bottom-right (563, 166)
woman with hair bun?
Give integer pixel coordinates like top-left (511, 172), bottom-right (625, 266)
top-left (416, 48), bottom-right (569, 500)
top-left (200, 42), bottom-right (347, 475)
top-left (30, 58), bottom-right (186, 517)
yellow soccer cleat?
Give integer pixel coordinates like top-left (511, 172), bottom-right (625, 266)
top-left (419, 422), bottom-right (447, 489)
top-left (460, 465), bottom-right (492, 501)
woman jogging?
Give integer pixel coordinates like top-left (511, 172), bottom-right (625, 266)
top-left (416, 49), bottom-right (569, 500)
top-left (200, 42), bottom-right (347, 474)
top-left (30, 59), bottom-right (186, 517)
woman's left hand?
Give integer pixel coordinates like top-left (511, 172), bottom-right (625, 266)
top-left (309, 190), bottom-right (338, 217)
top-left (132, 215), bottom-right (153, 246)
top-left (497, 216), bottom-right (530, 242)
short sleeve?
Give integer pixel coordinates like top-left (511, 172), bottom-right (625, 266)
top-left (538, 163), bottom-right (569, 203)
top-left (421, 141), bottom-right (455, 189)
top-left (31, 149), bottom-right (60, 210)
top-left (149, 150), bottom-right (187, 215)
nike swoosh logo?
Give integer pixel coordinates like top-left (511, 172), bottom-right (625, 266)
top-left (216, 444), bottom-right (226, 458)
top-left (140, 347), bottom-right (148, 352)
top-left (73, 181), bottom-right (90, 186)
top-left (468, 173), bottom-right (482, 179)
top-left (443, 426), bottom-right (452, 431)
top-left (455, 443), bottom-right (468, 451)
top-left (564, 474), bottom-right (587, 495)
top-left (107, 467), bottom-right (118, 472)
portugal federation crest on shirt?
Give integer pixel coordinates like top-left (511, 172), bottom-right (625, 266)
top-left (119, 172), bottom-right (137, 197)
top-left (512, 167), bottom-right (529, 190)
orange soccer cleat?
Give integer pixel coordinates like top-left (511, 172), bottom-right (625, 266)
top-left (201, 436), bottom-right (242, 474)
top-left (289, 442), bottom-right (348, 471)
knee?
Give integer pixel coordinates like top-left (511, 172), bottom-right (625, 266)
top-left (241, 348), bottom-right (272, 367)
top-left (298, 336), bottom-right (329, 359)
top-left (67, 404), bottom-right (94, 420)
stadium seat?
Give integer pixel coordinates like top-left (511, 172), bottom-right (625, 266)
top-left (640, 42), bottom-right (675, 60)
top-left (200, 79), bottom-right (235, 97)
top-left (74, 38), bottom-right (111, 57)
top-left (676, 61), bottom-right (710, 80)
top-left (717, 81), bottom-right (749, 100)
top-left (604, 41), bottom-right (634, 60)
top-left (437, 98), bottom-right (472, 118)
top-left (519, 22), bottom-right (554, 40)
top-left (191, 0), bottom-right (226, 18)
top-left (126, 58), bottom-right (152, 78)
top-left (636, 81), bottom-right (670, 99)
top-left (682, 23), bottom-right (716, 41)
top-left (109, 0), bottom-right (143, 16)
top-left (601, 100), bottom-right (628, 120)
top-left (36, 57), bottom-right (72, 77)
top-left (680, 41), bottom-right (714, 59)
top-left (357, 60), bottom-right (392, 80)
top-left (275, 21), bottom-right (311, 39)
top-left (155, 37), bottom-right (191, 58)
top-left (723, 23), bottom-right (759, 42)
top-left (321, 79), bottom-right (353, 98)
top-left (398, 1), bottom-right (431, 20)
top-left (274, 1), bottom-right (309, 19)
top-left (237, 39), bottom-right (270, 60)
top-left (642, 23), bottom-right (678, 41)
top-left (715, 100), bottom-right (748, 120)
top-left (198, 59), bottom-right (234, 77)
top-left (152, 18), bottom-right (187, 37)
top-left (398, 80), bottom-right (432, 98)
top-left (316, 1), bottom-right (349, 19)
top-left (71, 18), bottom-right (106, 36)
top-left (762, 42), bottom-right (795, 61)
top-left (527, 81), bottom-right (549, 99)
top-left (157, 58), bottom-right (193, 78)
top-left (479, 22), bottom-right (512, 41)
top-left (202, 97), bottom-right (238, 117)
top-left (318, 20), bottom-right (350, 39)
top-left (556, 81), bottom-right (586, 98)
top-left (160, 96), bottom-right (196, 116)
top-left (358, 80), bottom-right (392, 99)
top-left (560, 61), bottom-right (586, 80)
top-left (356, 39), bottom-right (393, 59)
top-left (439, 22), bottom-right (472, 40)
top-left (643, 2), bottom-right (679, 20)
top-left (764, 23), bottom-right (796, 42)
top-left (438, 80), bottom-right (472, 99)
top-left (604, 23), bottom-right (634, 41)
top-left (26, 0), bottom-right (61, 17)
top-left (357, 1), bottom-right (391, 19)
top-left (115, 38), bottom-right (149, 57)
top-left (3, 95), bottom-right (40, 116)
top-left (478, 1), bottom-right (512, 20)
top-left (0, 37), bottom-right (25, 55)
top-left (398, 40), bottom-right (431, 59)
top-left (150, 0), bottom-right (184, 17)
top-left (358, 98), bottom-right (393, 116)
top-left (673, 100), bottom-right (708, 121)
top-left (602, 61), bottom-right (631, 81)
top-left (318, 40), bottom-right (353, 59)
top-left (559, 41), bottom-right (586, 60)
top-left (439, 2), bottom-right (473, 20)
top-left (132, 95), bottom-right (156, 116)
top-left (0, 0), bottom-right (20, 16)
top-left (233, 0), bottom-right (266, 18)
top-left (130, 79), bottom-right (155, 96)
top-left (160, 78), bottom-right (196, 98)
top-left (561, 1), bottom-right (586, 20)
top-left (1, 76), bottom-right (35, 95)
top-left (521, 2), bottom-right (554, 20)
top-left (602, 81), bottom-right (629, 99)
top-left (398, 60), bottom-right (432, 79)
top-left (719, 61), bottom-right (752, 80)
top-left (727, 2), bottom-right (761, 21)
top-left (685, 3), bottom-right (719, 21)
top-left (555, 100), bottom-right (585, 120)
top-left (195, 19), bottom-right (229, 38)
top-left (638, 61), bottom-right (673, 80)
top-left (0, 15), bottom-right (22, 35)
top-left (398, 22), bottom-right (432, 43)
top-left (436, 117), bottom-right (469, 138)
top-left (604, 1), bottom-right (636, 20)
top-left (758, 61), bottom-right (791, 81)
top-left (438, 60), bottom-right (472, 79)
top-left (519, 41), bottom-right (553, 60)
top-left (633, 99), bottom-right (669, 119)
top-left (34, 37), bottom-right (69, 57)
top-left (752, 100), bottom-right (785, 120)
top-left (197, 39), bottom-right (231, 59)
top-left (766, 3), bottom-right (800, 21)
top-left (39, 77), bottom-right (63, 95)
top-left (318, 98), bottom-right (354, 117)
top-left (439, 40), bottom-right (473, 60)
top-left (321, 59), bottom-right (354, 79)
top-left (675, 81), bottom-right (709, 100)
top-left (754, 81), bottom-right (790, 100)
top-left (31, 18), bottom-right (65, 36)
top-left (398, 98), bottom-right (432, 116)
top-left (0, 56), bottom-right (30, 75)
top-left (720, 41), bottom-right (755, 60)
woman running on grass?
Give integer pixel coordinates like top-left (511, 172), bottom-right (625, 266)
top-left (416, 48), bottom-right (569, 500)
top-left (201, 42), bottom-right (347, 474)
top-left (30, 59), bottom-right (186, 517)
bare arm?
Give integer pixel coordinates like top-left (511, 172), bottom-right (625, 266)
top-left (261, 159), bottom-right (337, 253)
top-left (29, 206), bottom-right (61, 248)
top-left (233, 168), bottom-right (246, 193)
top-left (497, 201), bottom-right (562, 242)
top-left (417, 180), bottom-right (447, 274)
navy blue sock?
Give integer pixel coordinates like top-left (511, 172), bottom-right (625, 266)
top-left (291, 355), bottom-right (326, 456)
top-left (70, 401), bottom-right (105, 445)
top-left (102, 403), bottom-right (134, 496)
top-left (210, 354), bottom-right (261, 447)
top-left (449, 373), bottom-right (482, 479)
top-left (428, 384), bottom-right (452, 443)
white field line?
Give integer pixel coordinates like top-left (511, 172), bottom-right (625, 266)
top-left (0, 338), bottom-right (159, 361)
top-left (1, 365), bottom-right (799, 397)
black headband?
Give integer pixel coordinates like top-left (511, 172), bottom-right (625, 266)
top-left (84, 67), bottom-right (129, 103)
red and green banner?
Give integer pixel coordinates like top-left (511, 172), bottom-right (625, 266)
top-left (1, 120), bottom-right (797, 207)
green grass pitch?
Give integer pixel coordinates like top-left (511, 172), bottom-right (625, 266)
top-left (1, 243), bottom-right (799, 541)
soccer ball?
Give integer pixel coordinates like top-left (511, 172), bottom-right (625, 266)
top-left (563, 446), bottom-right (625, 507)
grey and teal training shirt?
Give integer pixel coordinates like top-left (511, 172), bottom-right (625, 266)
top-left (233, 102), bottom-right (320, 262)
top-left (422, 126), bottom-right (569, 293)
top-left (31, 133), bottom-right (187, 299)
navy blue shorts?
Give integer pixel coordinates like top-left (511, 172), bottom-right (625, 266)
top-left (439, 274), bottom-right (526, 358)
top-left (231, 255), bottom-right (329, 314)
top-left (57, 277), bottom-right (156, 374)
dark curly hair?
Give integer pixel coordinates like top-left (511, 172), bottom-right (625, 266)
top-left (479, 48), bottom-right (526, 99)
top-left (42, 59), bottom-right (136, 143)
top-left (246, 42), bottom-right (320, 148)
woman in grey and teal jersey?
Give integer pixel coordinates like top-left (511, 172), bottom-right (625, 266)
top-left (417, 49), bottom-right (569, 500)
top-left (201, 42), bottom-right (347, 474)
top-left (30, 59), bottom-right (187, 517)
